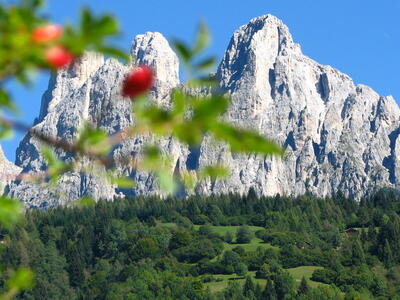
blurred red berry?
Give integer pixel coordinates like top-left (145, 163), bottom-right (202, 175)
top-left (122, 65), bottom-right (153, 98)
top-left (32, 24), bottom-right (63, 43)
top-left (45, 45), bottom-right (74, 68)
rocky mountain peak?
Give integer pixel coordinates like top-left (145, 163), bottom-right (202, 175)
top-left (4, 15), bottom-right (400, 207)
top-left (131, 32), bottom-right (180, 102)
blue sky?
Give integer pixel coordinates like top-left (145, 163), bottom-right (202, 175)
top-left (3, 0), bottom-right (400, 161)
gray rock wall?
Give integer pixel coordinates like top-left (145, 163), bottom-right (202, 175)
top-left (5, 15), bottom-right (400, 207)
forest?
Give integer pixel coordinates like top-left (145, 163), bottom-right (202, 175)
top-left (1, 187), bottom-right (400, 299)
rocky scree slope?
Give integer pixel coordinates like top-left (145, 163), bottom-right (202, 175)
top-left (4, 15), bottom-right (400, 207)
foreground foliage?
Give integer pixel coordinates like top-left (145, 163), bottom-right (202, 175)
top-left (1, 188), bottom-right (400, 299)
top-left (0, 1), bottom-right (284, 296)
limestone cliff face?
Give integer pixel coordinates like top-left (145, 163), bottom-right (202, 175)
top-left (6, 15), bottom-right (400, 207)
top-left (0, 146), bottom-right (21, 193)
top-left (197, 15), bottom-right (400, 199)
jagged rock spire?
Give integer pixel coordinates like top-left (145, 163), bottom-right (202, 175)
top-left (131, 32), bottom-right (179, 102)
top-left (6, 15), bottom-right (400, 207)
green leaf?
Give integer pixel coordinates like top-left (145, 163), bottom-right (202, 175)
top-left (192, 95), bottom-right (229, 121)
top-left (171, 90), bottom-right (187, 117)
top-left (110, 177), bottom-right (135, 188)
top-left (181, 171), bottom-right (197, 191)
top-left (210, 122), bottom-right (284, 155)
top-left (158, 169), bottom-right (176, 194)
top-left (194, 56), bottom-right (216, 71)
top-left (77, 197), bottom-right (95, 208)
top-left (22, 0), bottom-right (43, 9)
top-left (0, 123), bottom-right (14, 140)
top-left (41, 147), bottom-right (70, 182)
top-left (199, 165), bottom-right (229, 180)
top-left (173, 122), bottom-right (202, 146)
top-left (76, 123), bottom-right (110, 156)
top-left (7, 268), bottom-right (34, 291)
top-left (136, 105), bottom-right (174, 135)
top-left (0, 196), bottom-right (22, 229)
top-left (94, 14), bottom-right (118, 36)
top-left (80, 8), bottom-right (93, 34)
top-left (172, 40), bottom-right (191, 64)
top-left (0, 89), bottom-right (17, 112)
top-left (192, 22), bottom-right (210, 55)
top-left (141, 146), bottom-right (162, 170)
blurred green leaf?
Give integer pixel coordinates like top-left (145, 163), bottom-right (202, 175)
top-left (192, 95), bottom-right (229, 121)
top-left (141, 146), bottom-right (162, 170)
top-left (173, 122), bottom-right (202, 146)
top-left (172, 40), bottom-right (191, 64)
top-left (62, 8), bottom-right (124, 60)
top-left (180, 171), bottom-right (197, 191)
top-left (80, 8), bottom-right (92, 34)
top-left (194, 57), bottom-right (216, 71)
top-left (136, 105), bottom-right (174, 135)
top-left (7, 267), bottom-right (34, 290)
top-left (41, 147), bottom-right (70, 182)
top-left (192, 22), bottom-right (210, 55)
top-left (94, 14), bottom-right (118, 36)
top-left (158, 169), bottom-right (176, 194)
top-left (199, 165), bottom-right (229, 180)
top-left (0, 123), bottom-right (14, 140)
top-left (110, 177), bottom-right (135, 188)
top-left (76, 122), bottom-right (110, 156)
top-left (171, 90), bottom-right (187, 117)
top-left (0, 89), bottom-right (17, 112)
top-left (77, 196), bottom-right (95, 207)
top-left (22, 0), bottom-right (43, 9)
top-left (210, 122), bottom-right (284, 155)
top-left (0, 196), bottom-right (22, 229)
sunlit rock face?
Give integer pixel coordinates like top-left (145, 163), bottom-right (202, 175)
top-left (197, 15), bottom-right (400, 199)
top-left (6, 15), bottom-right (400, 207)
top-left (0, 146), bottom-right (21, 193)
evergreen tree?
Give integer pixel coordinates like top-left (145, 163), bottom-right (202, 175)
top-left (236, 226), bottom-right (253, 244)
top-left (224, 231), bottom-right (234, 243)
top-left (297, 276), bottom-right (309, 296)
top-left (235, 263), bottom-right (248, 277)
top-left (66, 244), bottom-right (85, 288)
top-left (254, 283), bottom-right (263, 299)
top-left (274, 271), bottom-right (295, 300)
top-left (243, 276), bottom-right (255, 297)
top-left (383, 239), bottom-right (395, 268)
top-left (263, 279), bottom-right (277, 300)
top-left (351, 238), bottom-right (366, 265)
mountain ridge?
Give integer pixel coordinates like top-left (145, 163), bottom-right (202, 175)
top-left (3, 14), bottom-right (400, 207)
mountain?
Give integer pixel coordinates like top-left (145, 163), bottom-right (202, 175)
top-left (0, 145), bottom-right (21, 192)
top-left (4, 15), bottom-right (400, 208)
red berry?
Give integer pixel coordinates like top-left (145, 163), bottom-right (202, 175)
top-left (45, 45), bottom-right (74, 68)
top-left (122, 65), bottom-right (154, 98)
top-left (32, 24), bottom-right (63, 43)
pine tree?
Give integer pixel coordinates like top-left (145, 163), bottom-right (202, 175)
top-left (297, 276), bottom-right (309, 295)
top-left (243, 275), bottom-right (255, 297)
top-left (254, 283), bottom-right (263, 299)
top-left (224, 231), bottom-right (234, 243)
top-left (367, 224), bottom-right (377, 243)
top-left (383, 239), bottom-right (395, 268)
top-left (263, 279), bottom-right (277, 300)
top-left (236, 226), bottom-right (253, 244)
top-left (66, 244), bottom-right (85, 287)
top-left (274, 271), bottom-right (295, 300)
top-left (351, 238), bottom-right (366, 265)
